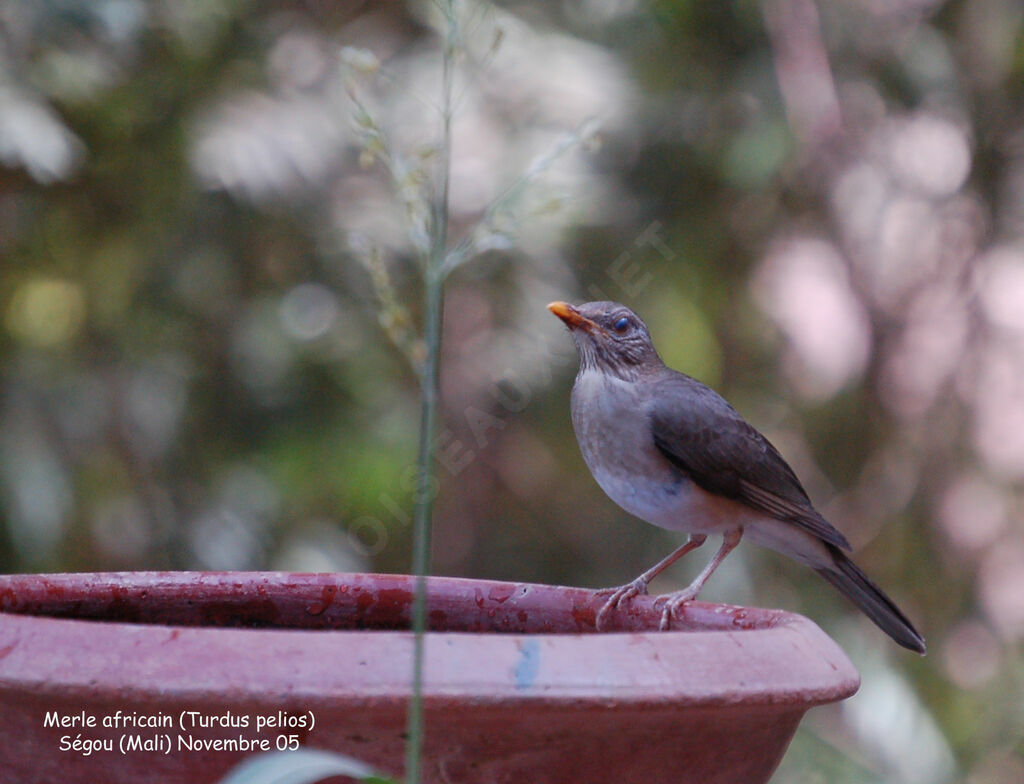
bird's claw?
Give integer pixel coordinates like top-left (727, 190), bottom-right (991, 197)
top-left (654, 589), bottom-right (699, 631)
top-left (595, 577), bottom-right (649, 630)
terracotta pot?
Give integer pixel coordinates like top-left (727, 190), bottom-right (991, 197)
top-left (0, 572), bottom-right (858, 783)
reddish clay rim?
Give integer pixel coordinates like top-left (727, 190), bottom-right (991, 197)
top-left (0, 571), bottom-right (782, 633)
top-left (0, 572), bottom-right (860, 708)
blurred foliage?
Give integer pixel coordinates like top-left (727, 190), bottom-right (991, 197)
top-left (2, 0), bottom-right (1024, 782)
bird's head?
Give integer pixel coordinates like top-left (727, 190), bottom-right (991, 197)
top-left (547, 301), bottom-right (661, 379)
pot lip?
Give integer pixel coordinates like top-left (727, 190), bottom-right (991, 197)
top-left (0, 571), bottom-right (860, 709)
top-left (0, 570), bottom-right (789, 631)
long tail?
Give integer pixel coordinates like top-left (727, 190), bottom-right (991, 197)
top-left (815, 545), bottom-right (926, 654)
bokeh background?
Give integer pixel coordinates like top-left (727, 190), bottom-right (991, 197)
top-left (2, 0), bottom-right (1023, 781)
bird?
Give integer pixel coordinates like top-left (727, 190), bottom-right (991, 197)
top-left (548, 300), bottom-right (925, 654)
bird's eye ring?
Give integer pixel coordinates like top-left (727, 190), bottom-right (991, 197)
top-left (613, 316), bottom-right (630, 332)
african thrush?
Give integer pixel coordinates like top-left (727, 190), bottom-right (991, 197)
top-left (549, 300), bottom-right (925, 654)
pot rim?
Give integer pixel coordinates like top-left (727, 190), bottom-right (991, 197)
top-left (0, 571), bottom-right (860, 709)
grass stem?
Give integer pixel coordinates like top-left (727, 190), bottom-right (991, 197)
top-left (404, 5), bottom-right (456, 783)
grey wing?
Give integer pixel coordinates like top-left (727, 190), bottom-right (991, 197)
top-left (648, 374), bottom-right (851, 551)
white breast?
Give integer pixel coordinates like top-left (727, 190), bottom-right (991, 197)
top-left (570, 369), bottom-right (744, 536)
top-left (569, 369), bottom-right (833, 568)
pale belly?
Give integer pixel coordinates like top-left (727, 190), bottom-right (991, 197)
top-left (571, 369), bottom-right (746, 535)
top-left (588, 461), bottom-right (750, 535)
top-left (570, 368), bottom-right (831, 568)
top-left (588, 460), bottom-right (831, 567)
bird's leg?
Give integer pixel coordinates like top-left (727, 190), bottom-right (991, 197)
top-left (656, 528), bottom-right (743, 631)
top-left (595, 534), bottom-right (707, 630)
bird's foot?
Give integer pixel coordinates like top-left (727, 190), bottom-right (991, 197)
top-left (594, 577), bottom-right (649, 630)
top-left (654, 587), bottom-right (700, 631)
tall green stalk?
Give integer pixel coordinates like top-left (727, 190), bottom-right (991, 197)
top-left (404, 5), bottom-right (456, 783)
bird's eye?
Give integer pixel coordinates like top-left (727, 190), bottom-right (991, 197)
top-left (613, 316), bottom-right (630, 332)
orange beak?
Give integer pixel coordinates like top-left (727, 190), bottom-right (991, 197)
top-left (547, 301), bottom-right (600, 333)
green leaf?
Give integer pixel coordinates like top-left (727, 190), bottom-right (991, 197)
top-left (217, 749), bottom-right (395, 784)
